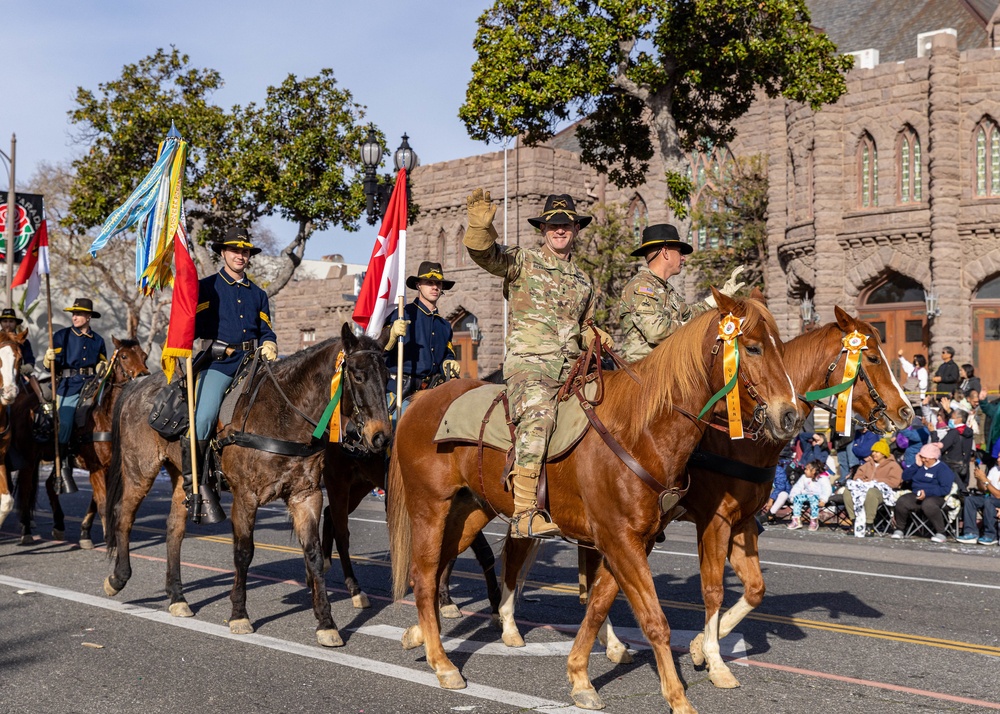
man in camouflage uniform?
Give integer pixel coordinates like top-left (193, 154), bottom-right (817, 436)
top-left (619, 223), bottom-right (746, 362)
top-left (464, 190), bottom-right (610, 538)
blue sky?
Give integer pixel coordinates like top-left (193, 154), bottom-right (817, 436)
top-left (2, 0), bottom-right (497, 264)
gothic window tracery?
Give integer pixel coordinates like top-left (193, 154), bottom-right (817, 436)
top-left (688, 145), bottom-right (735, 249)
top-left (975, 117), bottom-right (1000, 197)
top-left (897, 126), bottom-right (922, 204)
top-left (858, 132), bottom-right (878, 208)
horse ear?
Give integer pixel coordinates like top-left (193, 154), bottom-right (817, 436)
top-left (15, 328), bottom-right (28, 344)
top-left (712, 286), bottom-right (738, 314)
top-left (749, 286), bottom-right (766, 304)
top-left (834, 305), bottom-right (854, 332)
top-left (341, 322), bottom-right (359, 351)
top-left (113, 336), bottom-right (122, 349)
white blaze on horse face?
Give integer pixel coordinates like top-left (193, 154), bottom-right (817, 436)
top-left (0, 345), bottom-right (18, 404)
top-left (877, 343), bottom-right (909, 421)
top-left (769, 333), bottom-right (797, 404)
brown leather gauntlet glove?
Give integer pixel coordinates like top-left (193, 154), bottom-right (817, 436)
top-left (463, 188), bottom-right (499, 251)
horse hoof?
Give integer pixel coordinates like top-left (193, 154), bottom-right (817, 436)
top-left (440, 603), bottom-right (462, 619)
top-left (103, 578), bottom-right (121, 597)
top-left (401, 625), bottom-right (424, 650)
top-left (168, 602), bottom-right (194, 618)
top-left (18, 534), bottom-right (33, 546)
top-left (501, 630), bottom-right (525, 648)
top-left (708, 666), bottom-right (741, 689)
top-left (317, 629), bottom-right (344, 647)
top-left (688, 633), bottom-right (705, 666)
top-left (436, 669), bottom-right (466, 690)
top-left (229, 618), bottom-right (254, 635)
top-left (79, 538), bottom-right (95, 550)
top-left (605, 643), bottom-right (632, 665)
top-left (51, 529), bottom-right (65, 541)
top-left (351, 593), bottom-right (371, 609)
top-left (571, 687), bottom-right (605, 710)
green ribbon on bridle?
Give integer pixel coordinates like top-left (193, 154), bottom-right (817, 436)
top-left (697, 339), bottom-right (740, 420)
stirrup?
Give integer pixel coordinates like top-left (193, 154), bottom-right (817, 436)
top-left (511, 508), bottom-right (561, 539)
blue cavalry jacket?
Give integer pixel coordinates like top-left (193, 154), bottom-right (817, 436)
top-left (195, 270), bottom-right (276, 377)
top-left (384, 299), bottom-right (456, 394)
top-left (20, 337), bottom-right (35, 368)
top-left (51, 327), bottom-right (107, 396)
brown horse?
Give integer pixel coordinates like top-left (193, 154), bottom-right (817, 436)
top-left (0, 329), bottom-right (26, 533)
top-left (387, 292), bottom-right (800, 714)
top-left (493, 306), bottom-right (915, 693)
top-left (103, 323), bottom-right (392, 647)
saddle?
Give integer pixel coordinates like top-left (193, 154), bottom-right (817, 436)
top-left (74, 375), bottom-right (106, 430)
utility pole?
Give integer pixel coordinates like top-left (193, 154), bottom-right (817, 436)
top-left (3, 133), bottom-right (16, 307)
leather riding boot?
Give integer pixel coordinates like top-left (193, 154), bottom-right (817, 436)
top-left (510, 466), bottom-right (560, 539)
top-left (56, 444), bottom-right (79, 494)
top-left (181, 438), bottom-right (225, 525)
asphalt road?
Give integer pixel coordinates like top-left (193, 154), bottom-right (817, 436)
top-left (2, 473), bottom-right (999, 714)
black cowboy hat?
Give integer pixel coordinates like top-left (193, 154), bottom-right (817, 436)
top-left (211, 226), bottom-right (262, 256)
top-left (406, 261), bottom-right (456, 290)
top-left (63, 297), bottom-right (101, 319)
top-left (527, 194), bottom-right (592, 229)
top-left (0, 308), bottom-right (23, 325)
top-left (630, 223), bottom-right (694, 257)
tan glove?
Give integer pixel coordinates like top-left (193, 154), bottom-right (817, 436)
top-left (261, 341), bottom-right (278, 361)
top-left (463, 188), bottom-right (499, 251)
top-left (43, 348), bottom-right (56, 370)
top-left (583, 326), bottom-right (614, 350)
top-left (19, 363), bottom-right (33, 376)
top-left (95, 361), bottom-right (108, 377)
top-left (442, 359), bottom-right (461, 379)
top-left (384, 319), bottom-right (410, 351)
top-left (721, 265), bottom-right (747, 297)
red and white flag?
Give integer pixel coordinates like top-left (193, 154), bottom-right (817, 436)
top-left (160, 226), bottom-right (199, 383)
top-left (352, 168), bottom-right (407, 337)
top-left (12, 218), bottom-right (50, 307)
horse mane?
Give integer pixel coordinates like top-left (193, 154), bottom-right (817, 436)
top-left (600, 297), bottom-right (777, 445)
top-left (114, 338), bottom-right (140, 349)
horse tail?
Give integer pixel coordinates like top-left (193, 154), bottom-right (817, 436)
top-left (103, 390), bottom-right (127, 558)
top-left (386, 446), bottom-right (412, 602)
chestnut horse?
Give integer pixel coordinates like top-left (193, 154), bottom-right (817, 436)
top-left (0, 330), bottom-right (25, 533)
top-left (493, 306), bottom-right (914, 694)
top-left (387, 293), bottom-right (800, 714)
top-left (103, 324), bottom-right (392, 647)
top-left (11, 337), bottom-right (149, 547)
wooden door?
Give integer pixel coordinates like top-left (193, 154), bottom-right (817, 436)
top-left (972, 306), bottom-right (1000, 395)
top-left (857, 306), bottom-right (927, 381)
top-left (451, 333), bottom-right (479, 379)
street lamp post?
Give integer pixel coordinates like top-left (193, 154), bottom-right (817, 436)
top-left (360, 131), bottom-right (418, 222)
top-left (1, 133), bottom-right (15, 307)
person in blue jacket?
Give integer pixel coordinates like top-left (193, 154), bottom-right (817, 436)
top-left (43, 298), bottom-right (108, 493)
top-left (188, 226), bottom-right (277, 522)
top-left (381, 261), bottom-right (461, 419)
top-left (762, 460), bottom-right (793, 523)
top-left (891, 442), bottom-right (956, 542)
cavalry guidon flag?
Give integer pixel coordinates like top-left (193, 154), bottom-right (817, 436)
top-left (12, 218), bottom-right (50, 307)
top-left (352, 168), bottom-right (407, 338)
top-left (160, 221), bottom-right (198, 383)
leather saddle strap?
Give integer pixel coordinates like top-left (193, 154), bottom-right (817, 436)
top-left (478, 391), bottom-right (509, 506)
top-left (688, 449), bottom-right (777, 483)
top-left (215, 431), bottom-right (324, 457)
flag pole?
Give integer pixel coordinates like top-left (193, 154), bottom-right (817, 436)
top-left (185, 355), bottom-right (199, 500)
top-left (44, 273), bottom-right (60, 483)
top-left (395, 296), bottom-right (404, 415)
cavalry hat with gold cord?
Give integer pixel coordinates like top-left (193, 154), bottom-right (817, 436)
top-left (630, 223), bottom-right (694, 257)
top-left (406, 261), bottom-right (456, 290)
top-left (63, 297), bottom-right (102, 319)
top-left (527, 194), bottom-right (592, 229)
top-left (0, 308), bottom-right (24, 325)
top-left (211, 226), bottom-right (262, 256)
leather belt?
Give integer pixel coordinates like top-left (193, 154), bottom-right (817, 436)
top-left (63, 367), bottom-right (96, 377)
top-left (232, 340), bottom-right (258, 352)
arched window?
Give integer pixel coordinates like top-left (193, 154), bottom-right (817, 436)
top-left (437, 228), bottom-right (447, 266)
top-left (858, 132), bottom-right (878, 208)
top-left (975, 117), bottom-right (1000, 197)
top-left (897, 126), bottom-right (922, 204)
top-left (626, 194), bottom-right (647, 241)
top-left (688, 145), bottom-right (735, 250)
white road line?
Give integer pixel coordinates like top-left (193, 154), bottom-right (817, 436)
top-left (0, 574), bottom-right (589, 714)
top-left (346, 516), bottom-right (1000, 591)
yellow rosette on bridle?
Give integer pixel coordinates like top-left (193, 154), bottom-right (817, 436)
top-left (312, 351), bottom-right (346, 442)
top-left (834, 330), bottom-right (868, 433)
top-left (698, 313), bottom-right (745, 439)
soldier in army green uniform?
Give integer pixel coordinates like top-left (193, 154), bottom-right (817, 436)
top-left (619, 223), bottom-right (746, 362)
top-left (464, 191), bottom-right (611, 538)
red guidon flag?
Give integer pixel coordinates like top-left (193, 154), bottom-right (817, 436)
top-left (160, 227), bottom-right (198, 383)
top-left (352, 168), bottom-right (407, 337)
top-left (12, 218), bottom-right (50, 307)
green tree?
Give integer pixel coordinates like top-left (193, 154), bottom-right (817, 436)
top-left (574, 202), bottom-right (638, 333)
top-left (687, 154), bottom-right (768, 294)
top-left (461, 0), bottom-right (852, 206)
top-left (66, 49), bottom-right (375, 297)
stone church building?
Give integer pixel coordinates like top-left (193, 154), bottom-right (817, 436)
top-left (273, 0), bottom-right (1000, 392)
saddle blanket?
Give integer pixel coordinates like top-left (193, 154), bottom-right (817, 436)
top-left (433, 381), bottom-right (598, 460)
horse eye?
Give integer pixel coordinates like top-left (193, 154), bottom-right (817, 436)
top-left (745, 344), bottom-right (763, 356)
top-left (867, 353), bottom-right (880, 365)
top-left (351, 369), bottom-right (366, 383)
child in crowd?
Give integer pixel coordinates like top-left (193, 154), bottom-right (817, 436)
top-left (763, 461), bottom-right (792, 522)
top-left (788, 460), bottom-right (833, 531)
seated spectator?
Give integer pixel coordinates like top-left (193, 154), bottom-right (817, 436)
top-left (787, 460), bottom-right (832, 532)
top-left (891, 443), bottom-right (957, 543)
top-left (977, 388), bottom-right (1000, 466)
top-left (762, 461), bottom-right (792, 523)
top-left (936, 408), bottom-right (974, 491)
top-left (957, 363), bottom-right (981, 397)
top-left (833, 431), bottom-right (860, 480)
top-left (851, 428), bottom-right (879, 463)
top-left (845, 439), bottom-right (903, 537)
top-left (956, 461), bottom-right (1000, 545)
top-left (795, 432), bottom-right (830, 469)
top-left (897, 416), bottom-right (930, 468)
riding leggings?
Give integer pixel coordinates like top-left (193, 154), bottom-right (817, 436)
top-left (194, 368), bottom-right (234, 441)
